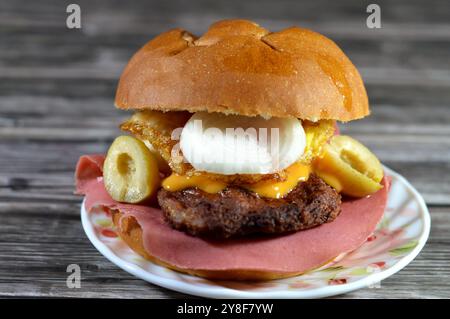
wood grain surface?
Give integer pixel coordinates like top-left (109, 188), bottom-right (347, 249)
top-left (0, 0), bottom-right (449, 298)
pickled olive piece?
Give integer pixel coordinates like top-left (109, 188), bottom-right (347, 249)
top-left (103, 136), bottom-right (161, 203)
top-left (314, 135), bottom-right (383, 197)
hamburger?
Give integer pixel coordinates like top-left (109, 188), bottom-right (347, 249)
top-left (75, 19), bottom-right (389, 280)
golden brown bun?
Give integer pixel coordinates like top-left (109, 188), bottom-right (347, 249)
top-left (115, 19), bottom-right (369, 121)
top-left (112, 210), bottom-right (307, 280)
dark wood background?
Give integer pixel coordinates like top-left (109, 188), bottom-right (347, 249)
top-left (0, 0), bottom-right (449, 298)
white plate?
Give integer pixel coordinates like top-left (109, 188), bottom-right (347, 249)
top-left (81, 166), bottom-right (430, 298)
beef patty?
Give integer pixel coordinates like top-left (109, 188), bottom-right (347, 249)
top-left (157, 174), bottom-right (341, 238)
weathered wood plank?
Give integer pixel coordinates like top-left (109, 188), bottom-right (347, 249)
top-left (1, 160), bottom-right (447, 205)
top-left (2, 34), bottom-right (450, 71)
top-left (2, 66), bottom-right (450, 89)
top-left (2, 84), bottom-right (450, 118)
top-left (2, 1), bottom-right (450, 81)
top-left (2, 0), bottom-right (450, 31)
top-left (2, 82), bottom-right (450, 116)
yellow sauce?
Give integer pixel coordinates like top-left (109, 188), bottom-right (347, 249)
top-left (162, 174), bottom-right (227, 194)
top-left (161, 162), bottom-right (311, 199)
top-left (244, 162), bottom-right (311, 199)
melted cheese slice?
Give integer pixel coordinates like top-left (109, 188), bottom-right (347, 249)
top-left (244, 162), bottom-right (311, 199)
top-left (161, 162), bottom-right (310, 199)
top-left (162, 174), bottom-right (227, 194)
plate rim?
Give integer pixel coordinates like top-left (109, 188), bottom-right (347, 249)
top-left (81, 165), bottom-right (431, 299)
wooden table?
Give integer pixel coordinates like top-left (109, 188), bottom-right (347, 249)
top-left (1, 0), bottom-right (449, 298)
